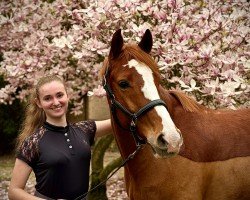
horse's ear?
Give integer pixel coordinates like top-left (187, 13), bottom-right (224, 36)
top-left (110, 29), bottom-right (124, 59)
top-left (138, 29), bottom-right (153, 53)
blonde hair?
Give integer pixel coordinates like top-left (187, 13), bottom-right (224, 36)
top-left (17, 75), bottom-right (66, 149)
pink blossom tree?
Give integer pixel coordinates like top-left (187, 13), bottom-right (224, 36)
top-left (0, 0), bottom-right (249, 112)
top-left (1, 1), bottom-right (249, 199)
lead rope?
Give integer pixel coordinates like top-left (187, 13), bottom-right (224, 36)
top-left (74, 144), bottom-right (144, 200)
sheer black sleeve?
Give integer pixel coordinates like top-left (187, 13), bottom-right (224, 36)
top-left (75, 120), bottom-right (96, 146)
top-left (16, 127), bottom-right (45, 167)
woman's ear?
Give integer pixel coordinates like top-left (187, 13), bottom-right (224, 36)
top-left (35, 98), bottom-right (42, 108)
top-left (65, 91), bottom-right (70, 101)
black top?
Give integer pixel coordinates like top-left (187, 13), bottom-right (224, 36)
top-left (17, 120), bottom-right (96, 199)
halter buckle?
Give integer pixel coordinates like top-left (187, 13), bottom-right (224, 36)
top-left (130, 116), bottom-right (137, 132)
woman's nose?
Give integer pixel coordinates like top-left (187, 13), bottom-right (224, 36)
top-left (52, 98), bottom-right (60, 105)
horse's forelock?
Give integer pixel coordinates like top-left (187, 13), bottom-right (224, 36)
top-left (103, 43), bottom-right (161, 80)
top-left (123, 44), bottom-right (160, 78)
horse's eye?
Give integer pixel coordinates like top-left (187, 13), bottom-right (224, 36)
top-left (118, 80), bottom-right (130, 89)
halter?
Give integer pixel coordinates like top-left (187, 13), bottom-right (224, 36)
top-left (103, 63), bottom-right (168, 147)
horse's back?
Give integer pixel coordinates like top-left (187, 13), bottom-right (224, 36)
top-left (209, 108), bottom-right (250, 159)
top-left (176, 107), bottom-right (250, 162)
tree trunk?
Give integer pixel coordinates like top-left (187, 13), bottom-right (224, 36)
top-left (87, 134), bottom-right (122, 200)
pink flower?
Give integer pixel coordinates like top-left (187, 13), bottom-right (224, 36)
top-left (88, 85), bottom-right (106, 97)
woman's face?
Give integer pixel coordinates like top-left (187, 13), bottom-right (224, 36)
top-left (36, 80), bottom-right (69, 122)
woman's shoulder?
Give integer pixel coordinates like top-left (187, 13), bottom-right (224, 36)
top-left (23, 126), bottom-right (46, 144)
top-left (17, 126), bottom-right (46, 166)
top-left (71, 120), bottom-right (96, 134)
top-left (73, 120), bottom-right (95, 128)
top-left (71, 120), bottom-right (96, 145)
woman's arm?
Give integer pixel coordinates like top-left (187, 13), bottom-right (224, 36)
top-left (8, 159), bottom-right (43, 200)
top-left (95, 119), bottom-right (113, 138)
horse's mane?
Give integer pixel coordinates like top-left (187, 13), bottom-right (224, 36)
top-left (169, 90), bottom-right (206, 112)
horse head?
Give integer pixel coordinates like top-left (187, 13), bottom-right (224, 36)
top-left (102, 29), bottom-right (183, 158)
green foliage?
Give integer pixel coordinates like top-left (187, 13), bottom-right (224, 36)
top-left (0, 75), bottom-right (24, 155)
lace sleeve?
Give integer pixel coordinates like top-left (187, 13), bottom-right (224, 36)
top-left (75, 120), bottom-right (96, 145)
top-left (16, 127), bottom-right (45, 167)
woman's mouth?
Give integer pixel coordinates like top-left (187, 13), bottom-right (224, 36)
top-left (52, 105), bottom-right (62, 111)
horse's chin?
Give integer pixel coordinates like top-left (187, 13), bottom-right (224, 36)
top-left (150, 145), bottom-right (178, 159)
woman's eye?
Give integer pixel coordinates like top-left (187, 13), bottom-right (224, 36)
top-left (57, 93), bottom-right (64, 98)
top-left (118, 80), bottom-right (130, 89)
top-left (43, 96), bottom-right (51, 101)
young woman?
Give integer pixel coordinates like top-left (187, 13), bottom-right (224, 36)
top-left (8, 75), bottom-right (112, 200)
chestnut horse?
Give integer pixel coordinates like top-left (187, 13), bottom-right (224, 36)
top-left (101, 29), bottom-right (250, 200)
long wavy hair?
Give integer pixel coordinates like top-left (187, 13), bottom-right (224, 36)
top-left (17, 75), bottom-right (66, 149)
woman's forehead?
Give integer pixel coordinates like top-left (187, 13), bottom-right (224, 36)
top-left (38, 81), bottom-right (66, 95)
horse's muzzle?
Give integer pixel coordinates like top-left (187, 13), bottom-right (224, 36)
top-left (148, 129), bottom-right (183, 158)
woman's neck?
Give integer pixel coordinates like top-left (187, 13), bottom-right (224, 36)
top-left (46, 117), bottom-right (67, 127)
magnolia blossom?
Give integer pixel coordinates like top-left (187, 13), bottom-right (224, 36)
top-left (88, 85), bottom-right (107, 97)
top-left (179, 79), bottom-right (201, 92)
top-left (0, 0), bottom-right (249, 114)
top-left (52, 36), bottom-right (74, 49)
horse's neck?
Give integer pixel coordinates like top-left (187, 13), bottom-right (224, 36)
top-left (159, 86), bottom-right (250, 162)
top-left (113, 124), bottom-right (157, 175)
top-left (113, 123), bottom-right (147, 158)
top-left (113, 125), bottom-right (136, 159)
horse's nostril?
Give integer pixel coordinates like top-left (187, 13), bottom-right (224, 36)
top-left (157, 134), bottom-right (168, 147)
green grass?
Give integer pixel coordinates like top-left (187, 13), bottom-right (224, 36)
top-left (0, 155), bottom-right (15, 182)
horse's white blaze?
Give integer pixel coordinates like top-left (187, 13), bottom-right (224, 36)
top-left (127, 59), bottom-right (181, 148)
